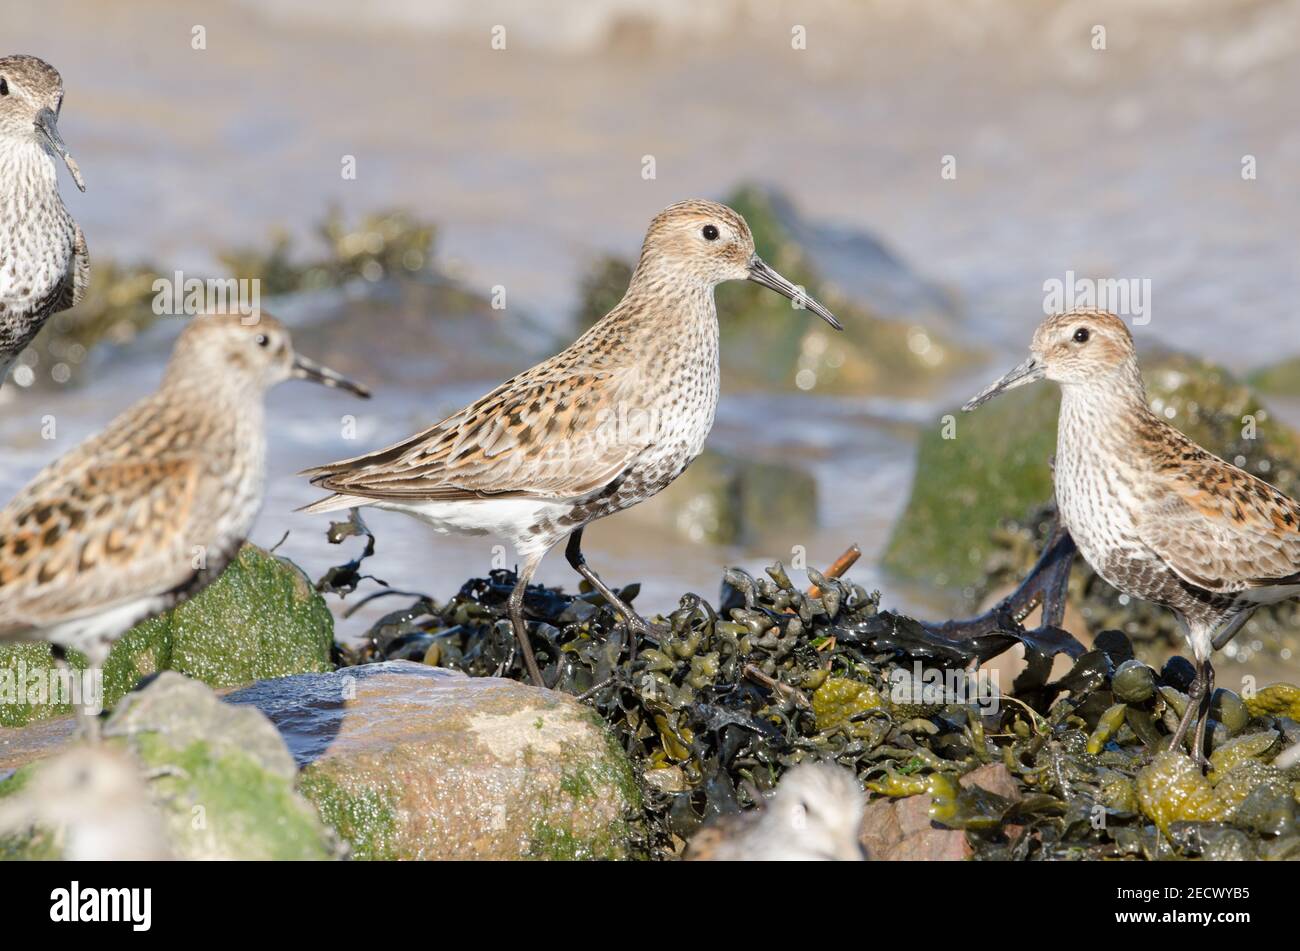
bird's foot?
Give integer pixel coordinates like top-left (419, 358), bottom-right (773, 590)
top-left (621, 612), bottom-right (668, 641)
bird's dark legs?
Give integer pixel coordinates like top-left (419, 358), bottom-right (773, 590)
top-left (1168, 610), bottom-right (1253, 767)
top-left (1168, 656), bottom-right (1212, 767)
top-left (1191, 662), bottom-right (1215, 769)
top-left (50, 644), bottom-right (101, 742)
top-left (565, 528), bottom-right (658, 658)
top-left (508, 555), bottom-right (545, 687)
top-left (1212, 608), bottom-right (1256, 652)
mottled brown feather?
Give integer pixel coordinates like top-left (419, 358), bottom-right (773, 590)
top-left (1135, 423), bottom-right (1300, 591)
top-left (305, 305), bottom-right (675, 501)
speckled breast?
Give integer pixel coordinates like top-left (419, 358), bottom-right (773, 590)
top-left (1055, 432), bottom-right (1236, 625)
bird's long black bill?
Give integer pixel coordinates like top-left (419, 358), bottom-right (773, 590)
top-left (292, 354), bottom-right (371, 398)
top-left (35, 107), bottom-right (85, 192)
top-left (747, 256), bottom-right (842, 330)
top-left (962, 355), bottom-right (1044, 411)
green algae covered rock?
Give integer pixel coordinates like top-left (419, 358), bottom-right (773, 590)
top-left (884, 350), bottom-right (1300, 592)
top-left (107, 674), bottom-right (337, 860)
top-left (0, 673), bottom-right (337, 860)
top-left (227, 662), bottom-right (640, 860)
top-left (883, 384), bottom-right (1058, 591)
top-left (1244, 683), bottom-right (1300, 720)
top-left (0, 544), bottom-right (333, 727)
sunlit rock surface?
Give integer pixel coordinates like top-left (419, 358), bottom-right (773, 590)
top-left (227, 661), bottom-right (640, 860)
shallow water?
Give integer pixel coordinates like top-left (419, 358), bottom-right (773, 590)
top-left (3, 0), bottom-right (1299, 639)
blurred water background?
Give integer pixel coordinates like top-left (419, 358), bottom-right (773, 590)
top-left (2, 0), bottom-right (1299, 650)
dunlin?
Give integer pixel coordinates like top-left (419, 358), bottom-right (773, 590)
top-left (684, 762), bottom-right (866, 861)
top-left (0, 54), bottom-right (88, 385)
top-left (965, 311), bottom-right (1300, 767)
top-left (0, 745), bottom-right (172, 860)
top-left (301, 199), bottom-right (840, 685)
top-left (0, 314), bottom-right (368, 719)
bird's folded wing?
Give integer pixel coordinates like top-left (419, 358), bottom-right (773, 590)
top-left (303, 366), bottom-right (652, 501)
top-left (0, 457), bottom-right (202, 632)
top-left (1136, 457), bottom-right (1300, 593)
top-left (52, 223), bottom-right (89, 313)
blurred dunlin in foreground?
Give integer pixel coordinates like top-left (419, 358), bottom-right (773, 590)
top-left (685, 762), bottom-right (866, 861)
top-left (301, 200), bottom-right (840, 686)
top-left (0, 54), bottom-right (88, 385)
top-left (965, 310), bottom-right (1300, 768)
top-left (0, 746), bottom-right (171, 860)
top-left (0, 314), bottom-right (368, 732)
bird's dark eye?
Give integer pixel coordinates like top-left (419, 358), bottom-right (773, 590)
top-left (1073, 327), bottom-right (1090, 344)
top-left (255, 334), bottom-right (270, 348)
top-left (702, 224), bottom-right (719, 241)
top-left (0, 79), bottom-right (8, 97)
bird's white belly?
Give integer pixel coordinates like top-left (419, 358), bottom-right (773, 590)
top-left (373, 497), bottom-right (575, 556)
top-left (30, 597), bottom-right (171, 665)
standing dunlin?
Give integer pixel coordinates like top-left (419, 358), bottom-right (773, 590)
top-left (684, 763), bottom-right (867, 861)
top-left (0, 314), bottom-right (368, 721)
top-left (0, 55), bottom-right (88, 385)
top-left (300, 200), bottom-right (841, 685)
top-left (964, 311), bottom-right (1300, 767)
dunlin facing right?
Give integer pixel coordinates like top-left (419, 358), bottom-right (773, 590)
top-left (301, 200), bottom-right (841, 686)
top-left (965, 311), bottom-right (1300, 767)
top-left (0, 54), bottom-right (88, 385)
top-left (0, 315), bottom-right (368, 685)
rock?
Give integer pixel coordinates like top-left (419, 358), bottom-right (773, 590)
top-left (0, 716), bottom-right (76, 771)
top-left (633, 449), bottom-right (818, 546)
top-left (884, 350), bottom-right (1300, 594)
top-left (859, 763), bottom-right (1021, 861)
top-left (962, 762), bottom-right (1023, 802)
top-left (0, 673), bottom-right (337, 860)
top-left (226, 661), bottom-right (640, 860)
top-left (0, 544), bottom-right (334, 727)
top-left (1244, 683), bottom-right (1300, 720)
top-left (860, 791), bottom-right (968, 861)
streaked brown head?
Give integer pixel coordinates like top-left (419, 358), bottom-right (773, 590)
top-left (637, 200), bottom-right (841, 329)
top-left (0, 54), bottom-right (84, 191)
top-left (964, 310), bottom-right (1139, 411)
top-left (165, 313), bottom-right (370, 398)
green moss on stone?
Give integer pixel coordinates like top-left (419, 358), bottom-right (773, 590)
top-left (132, 732), bottom-right (334, 860)
top-left (0, 545), bottom-right (332, 726)
top-left (883, 384), bottom-right (1059, 590)
top-left (298, 771), bottom-right (401, 861)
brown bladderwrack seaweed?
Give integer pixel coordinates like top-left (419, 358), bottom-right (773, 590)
top-left (318, 522), bottom-right (1300, 860)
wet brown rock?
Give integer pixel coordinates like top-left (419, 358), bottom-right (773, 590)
top-left (226, 661), bottom-right (639, 860)
top-left (859, 764), bottom-right (1021, 861)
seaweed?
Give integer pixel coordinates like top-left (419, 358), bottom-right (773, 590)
top-left (318, 523), bottom-right (1300, 860)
